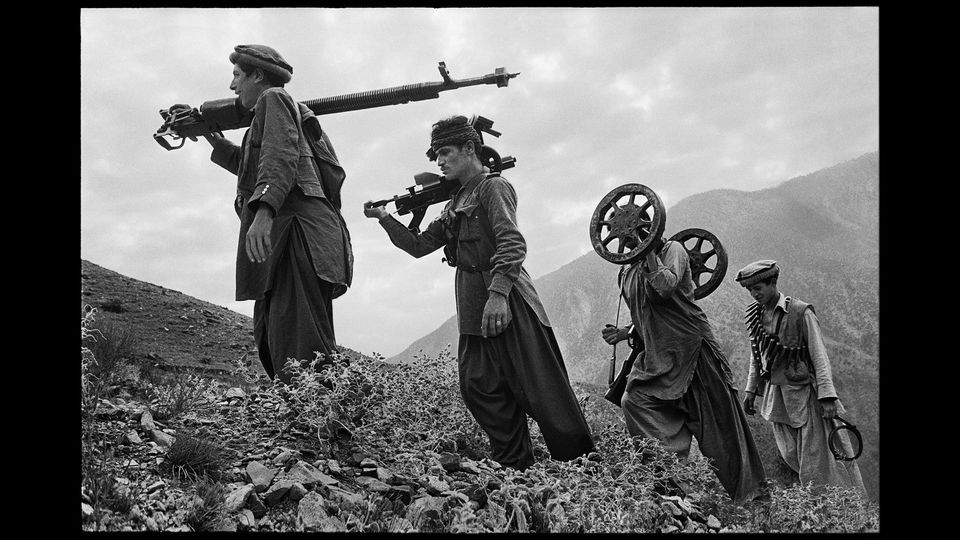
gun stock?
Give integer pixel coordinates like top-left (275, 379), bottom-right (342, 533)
top-left (155, 61), bottom-right (520, 150)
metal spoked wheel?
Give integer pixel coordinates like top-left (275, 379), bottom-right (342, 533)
top-left (589, 183), bottom-right (666, 265)
top-left (668, 228), bottom-right (728, 299)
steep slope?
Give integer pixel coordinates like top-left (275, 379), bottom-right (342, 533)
top-left (390, 151), bottom-right (880, 498)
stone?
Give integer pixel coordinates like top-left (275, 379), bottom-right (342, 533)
top-left (273, 450), bottom-right (297, 466)
top-left (246, 461), bottom-right (277, 493)
top-left (324, 486), bottom-right (365, 512)
top-left (125, 430), bottom-right (142, 445)
top-left (326, 459), bottom-right (342, 475)
top-left (236, 509), bottom-right (256, 530)
top-left (423, 475), bottom-right (450, 495)
top-left (459, 460), bottom-right (482, 475)
top-left (355, 475), bottom-right (392, 492)
top-left (438, 452), bottom-right (461, 472)
top-left (660, 524), bottom-right (680, 534)
top-left (144, 517), bottom-right (159, 531)
top-left (248, 493), bottom-right (268, 518)
top-left (146, 480), bottom-right (165, 493)
top-left (707, 514), bottom-right (722, 530)
top-left (224, 484), bottom-right (254, 514)
top-left (288, 482), bottom-right (309, 501)
top-left (81, 503), bottom-right (94, 519)
top-left (376, 467), bottom-right (395, 484)
top-left (226, 387), bottom-right (246, 401)
top-left (264, 479), bottom-right (295, 506)
top-left (140, 410), bottom-right (156, 431)
top-left (297, 491), bottom-right (328, 531)
top-left (285, 461), bottom-right (338, 488)
top-left (150, 429), bottom-right (175, 449)
top-left (661, 501), bottom-right (684, 517)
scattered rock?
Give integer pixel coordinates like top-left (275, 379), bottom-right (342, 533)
top-left (324, 486), bottom-right (365, 513)
top-left (150, 429), bottom-right (175, 449)
top-left (288, 482), bottom-right (309, 501)
top-left (146, 480), bottom-right (165, 493)
top-left (273, 450), bottom-right (298, 466)
top-left (325, 459), bottom-right (342, 475)
top-left (140, 410), bottom-right (156, 431)
top-left (661, 501), bottom-right (683, 518)
top-left (355, 475), bottom-right (392, 492)
top-left (248, 493), bottom-right (268, 518)
top-left (707, 514), bottom-right (722, 530)
top-left (406, 496), bottom-right (444, 529)
top-left (82, 502), bottom-right (94, 520)
top-left (236, 509), bottom-right (256, 531)
top-left (438, 452), bottom-right (461, 472)
top-left (264, 479), bottom-right (295, 506)
top-left (284, 461), bottom-right (338, 488)
top-left (125, 430), bottom-right (142, 445)
top-left (224, 484), bottom-right (254, 514)
top-left (246, 461), bottom-right (277, 493)
top-left (226, 387), bottom-right (246, 402)
top-left (297, 491), bottom-right (329, 531)
top-left (423, 475), bottom-right (450, 495)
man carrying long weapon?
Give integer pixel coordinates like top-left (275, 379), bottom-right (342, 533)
top-left (165, 44), bottom-right (353, 383)
top-left (161, 46), bottom-right (519, 385)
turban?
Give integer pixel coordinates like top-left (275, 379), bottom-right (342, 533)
top-left (229, 44), bottom-right (293, 84)
top-left (735, 260), bottom-right (780, 287)
top-left (426, 116), bottom-right (481, 161)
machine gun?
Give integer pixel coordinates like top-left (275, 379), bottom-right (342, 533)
top-left (154, 61), bottom-right (519, 150)
top-left (368, 115), bottom-right (515, 232)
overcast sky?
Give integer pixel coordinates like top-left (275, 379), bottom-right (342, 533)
top-left (80, 7), bottom-right (879, 358)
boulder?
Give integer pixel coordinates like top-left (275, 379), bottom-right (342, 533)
top-left (245, 461), bottom-right (277, 493)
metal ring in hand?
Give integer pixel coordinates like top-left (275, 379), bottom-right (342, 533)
top-left (828, 415), bottom-right (863, 461)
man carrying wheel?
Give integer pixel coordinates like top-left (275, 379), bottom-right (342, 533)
top-left (601, 237), bottom-right (767, 502)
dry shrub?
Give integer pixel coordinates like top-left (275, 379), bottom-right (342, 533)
top-left (163, 432), bottom-right (227, 482)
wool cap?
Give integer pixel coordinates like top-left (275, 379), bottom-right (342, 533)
top-left (426, 115), bottom-right (481, 161)
top-left (229, 44), bottom-right (293, 84)
top-left (736, 260), bottom-right (780, 287)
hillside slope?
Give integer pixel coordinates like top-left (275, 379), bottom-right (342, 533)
top-left (390, 151), bottom-right (880, 499)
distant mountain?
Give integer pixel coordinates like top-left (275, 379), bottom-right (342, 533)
top-left (390, 151), bottom-right (880, 499)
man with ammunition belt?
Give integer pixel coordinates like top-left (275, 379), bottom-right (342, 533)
top-left (737, 260), bottom-right (865, 494)
top-left (170, 44), bottom-right (353, 383)
top-left (363, 115), bottom-right (594, 470)
top-left (601, 242), bottom-right (767, 502)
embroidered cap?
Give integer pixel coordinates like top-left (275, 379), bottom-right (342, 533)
top-left (736, 260), bottom-right (780, 287)
top-left (229, 44), bottom-right (293, 84)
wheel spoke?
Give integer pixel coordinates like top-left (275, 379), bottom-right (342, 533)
top-left (602, 232), bottom-right (616, 246)
top-left (694, 236), bottom-right (705, 252)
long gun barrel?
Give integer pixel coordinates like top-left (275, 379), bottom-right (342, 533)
top-left (154, 61), bottom-right (519, 150)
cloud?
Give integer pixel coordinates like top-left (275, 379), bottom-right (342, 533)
top-left (80, 7), bottom-right (878, 357)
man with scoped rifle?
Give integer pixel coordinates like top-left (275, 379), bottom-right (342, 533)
top-left (363, 115), bottom-right (594, 470)
top-left (737, 260), bottom-right (866, 495)
top-left (601, 238), bottom-right (767, 502)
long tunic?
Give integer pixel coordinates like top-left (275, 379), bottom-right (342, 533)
top-left (744, 293), bottom-right (842, 427)
top-left (378, 171), bottom-right (549, 335)
top-left (622, 241), bottom-right (736, 399)
top-left (743, 293), bottom-right (865, 493)
top-left (209, 87), bottom-right (353, 301)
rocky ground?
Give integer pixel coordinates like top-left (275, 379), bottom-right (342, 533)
top-left (80, 258), bottom-right (879, 533)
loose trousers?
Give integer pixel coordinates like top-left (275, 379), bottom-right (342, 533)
top-left (621, 343), bottom-right (767, 502)
top-left (458, 291), bottom-right (595, 470)
top-left (770, 387), bottom-right (867, 495)
top-left (253, 222), bottom-right (338, 384)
